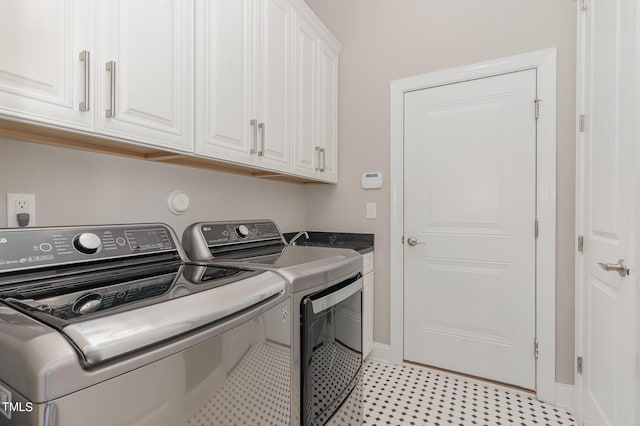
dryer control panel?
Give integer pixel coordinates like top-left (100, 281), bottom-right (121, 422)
top-left (200, 221), bottom-right (282, 247)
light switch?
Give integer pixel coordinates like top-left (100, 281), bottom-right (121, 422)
top-left (366, 202), bottom-right (377, 219)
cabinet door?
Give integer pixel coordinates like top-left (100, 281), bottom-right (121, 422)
top-left (256, 0), bottom-right (293, 172)
top-left (0, 0), bottom-right (94, 130)
top-left (97, 0), bottom-right (193, 151)
top-left (292, 13), bottom-right (318, 178)
top-left (195, 0), bottom-right (256, 164)
top-left (316, 39), bottom-right (339, 182)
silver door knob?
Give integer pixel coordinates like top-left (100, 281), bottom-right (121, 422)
top-left (597, 259), bottom-right (630, 277)
top-left (407, 237), bottom-right (425, 246)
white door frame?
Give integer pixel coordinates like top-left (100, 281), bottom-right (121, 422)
top-left (389, 48), bottom-right (557, 403)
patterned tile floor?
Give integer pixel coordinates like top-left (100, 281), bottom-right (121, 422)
top-left (187, 342), bottom-right (291, 426)
top-left (363, 360), bottom-right (577, 426)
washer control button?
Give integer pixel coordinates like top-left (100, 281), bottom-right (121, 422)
top-left (73, 233), bottom-right (102, 254)
top-left (39, 243), bottom-right (53, 253)
top-left (236, 225), bottom-right (250, 238)
top-left (73, 294), bottom-right (103, 315)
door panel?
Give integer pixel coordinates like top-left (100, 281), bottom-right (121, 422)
top-left (257, 0), bottom-right (291, 171)
top-left (0, 0), bottom-right (93, 129)
top-left (97, 0), bottom-right (193, 151)
top-left (0, 1), bottom-right (66, 97)
top-left (119, 1), bottom-right (175, 124)
top-left (404, 69), bottom-right (537, 389)
top-left (578, 0), bottom-right (635, 423)
top-left (292, 14), bottom-right (317, 176)
top-left (586, 275), bottom-right (616, 421)
top-left (421, 96), bottom-right (513, 234)
top-left (421, 259), bottom-right (512, 343)
top-left (316, 40), bottom-right (338, 181)
top-left (195, 0), bottom-right (254, 162)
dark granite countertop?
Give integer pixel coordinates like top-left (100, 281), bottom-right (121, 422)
top-left (283, 231), bottom-right (374, 254)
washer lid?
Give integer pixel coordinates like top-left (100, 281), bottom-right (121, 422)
top-left (63, 271), bottom-right (287, 365)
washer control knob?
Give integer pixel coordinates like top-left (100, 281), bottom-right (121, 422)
top-left (236, 225), bottom-right (250, 238)
top-left (73, 293), bottom-right (103, 315)
top-left (74, 233), bottom-right (102, 254)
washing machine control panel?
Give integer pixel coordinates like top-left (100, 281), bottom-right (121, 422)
top-left (0, 224), bottom-right (178, 272)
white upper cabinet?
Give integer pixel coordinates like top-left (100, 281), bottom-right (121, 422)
top-left (0, 0), bottom-right (94, 130)
top-left (96, 0), bottom-right (194, 152)
top-left (292, 12), bottom-right (318, 177)
top-left (0, 0), bottom-right (339, 182)
top-left (256, 0), bottom-right (293, 171)
top-left (196, 0), bottom-right (292, 173)
top-left (315, 38), bottom-right (339, 182)
top-left (196, 0), bottom-right (340, 179)
top-left (195, 0), bottom-right (255, 164)
top-left (292, 7), bottom-right (339, 182)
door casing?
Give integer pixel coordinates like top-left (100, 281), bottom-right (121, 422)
top-left (389, 48), bottom-right (557, 403)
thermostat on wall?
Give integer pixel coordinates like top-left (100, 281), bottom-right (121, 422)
top-left (362, 172), bottom-right (383, 189)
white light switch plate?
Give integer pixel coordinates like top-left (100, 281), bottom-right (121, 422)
top-left (366, 202), bottom-right (377, 219)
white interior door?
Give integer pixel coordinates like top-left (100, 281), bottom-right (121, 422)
top-left (576, 0), bottom-right (636, 424)
top-left (404, 69), bottom-right (537, 389)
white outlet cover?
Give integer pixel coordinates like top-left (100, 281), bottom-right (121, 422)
top-left (6, 193), bottom-right (36, 227)
top-left (168, 190), bottom-right (190, 215)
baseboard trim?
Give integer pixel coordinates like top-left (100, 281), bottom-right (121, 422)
top-left (368, 342), bottom-right (392, 363)
top-left (555, 383), bottom-right (574, 411)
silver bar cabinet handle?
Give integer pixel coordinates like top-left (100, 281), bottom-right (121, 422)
top-left (319, 147), bottom-right (326, 172)
top-left (315, 146), bottom-right (321, 171)
top-left (258, 122), bottom-right (265, 156)
top-left (105, 61), bottom-right (116, 117)
top-left (79, 51), bottom-right (90, 111)
top-left (597, 259), bottom-right (630, 277)
top-left (250, 119), bottom-right (258, 154)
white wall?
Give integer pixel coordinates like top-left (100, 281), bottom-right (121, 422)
top-left (0, 138), bottom-right (307, 237)
top-left (303, 0), bottom-right (577, 385)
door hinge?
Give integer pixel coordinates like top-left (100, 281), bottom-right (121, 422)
top-left (580, 0), bottom-right (587, 11)
top-left (534, 98), bottom-right (541, 120)
top-left (579, 114), bottom-right (585, 132)
top-left (578, 235), bottom-right (584, 253)
top-left (534, 338), bottom-right (539, 359)
top-left (534, 220), bottom-right (539, 239)
top-left (577, 356), bottom-right (583, 374)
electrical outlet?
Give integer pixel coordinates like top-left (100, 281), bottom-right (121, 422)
top-left (6, 194), bottom-right (36, 228)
